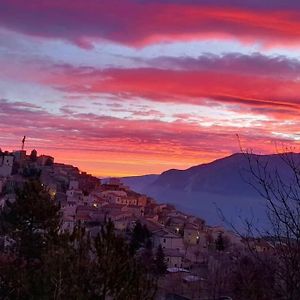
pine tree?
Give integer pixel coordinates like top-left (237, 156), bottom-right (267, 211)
top-left (130, 221), bottom-right (151, 252)
top-left (41, 224), bottom-right (93, 300)
top-left (154, 244), bottom-right (167, 275)
top-left (92, 221), bottom-right (157, 300)
top-left (0, 179), bottom-right (61, 299)
top-left (0, 179), bottom-right (60, 260)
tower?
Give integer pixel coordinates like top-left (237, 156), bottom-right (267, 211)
top-left (21, 136), bottom-right (26, 151)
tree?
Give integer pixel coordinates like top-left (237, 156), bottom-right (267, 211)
top-left (41, 224), bottom-right (93, 300)
top-left (130, 221), bottom-right (151, 252)
top-left (215, 233), bottom-right (225, 251)
top-left (90, 220), bottom-right (157, 300)
top-left (140, 238), bottom-right (155, 270)
top-left (0, 180), bottom-right (61, 299)
top-left (230, 255), bottom-right (276, 300)
top-left (0, 181), bottom-right (158, 299)
top-left (206, 254), bottom-right (232, 300)
top-left (154, 244), bottom-right (167, 275)
top-left (0, 179), bottom-right (60, 260)
top-left (235, 150), bottom-right (300, 300)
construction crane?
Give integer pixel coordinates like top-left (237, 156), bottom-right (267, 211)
top-left (22, 136), bottom-right (26, 150)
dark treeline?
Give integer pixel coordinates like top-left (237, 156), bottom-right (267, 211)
top-left (0, 180), bottom-right (163, 300)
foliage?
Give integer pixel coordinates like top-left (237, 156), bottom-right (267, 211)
top-left (154, 244), bottom-right (167, 275)
top-left (234, 150), bottom-right (300, 300)
top-left (130, 220), bottom-right (151, 252)
top-left (0, 179), bottom-right (60, 260)
top-left (231, 255), bottom-right (276, 300)
top-left (0, 180), bottom-right (157, 299)
top-left (215, 233), bottom-right (225, 251)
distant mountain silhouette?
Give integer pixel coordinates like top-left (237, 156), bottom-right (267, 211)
top-left (122, 153), bottom-right (300, 230)
top-left (122, 174), bottom-right (159, 191)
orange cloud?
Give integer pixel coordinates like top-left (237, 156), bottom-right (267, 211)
top-left (0, 99), bottom-right (299, 177)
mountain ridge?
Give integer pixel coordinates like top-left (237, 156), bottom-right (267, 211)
top-left (122, 152), bottom-right (300, 229)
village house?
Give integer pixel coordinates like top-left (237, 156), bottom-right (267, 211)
top-left (0, 178), bottom-right (6, 194)
top-left (153, 203), bottom-right (169, 214)
top-left (145, 214), bottom-right (160, 223)
top-left (122, 205), bottom-right (144, 217)
top-left (69, 179), bottom-right (79, 190)
top-left (66, 189), bottom-right (84, 202)
top-left (78, 172), bottom-right (100, 193)
top-left (125, 196), bottom-right (138, 206)
top-left (137, 195), bottom-right (148, 207)
top-left (101, 203), bottom-right (125, 214)
top-left (165, 215), bottom-right (187, 234)
top-left (153, 229), bottom-right (184, 251)
top-left (110, 213), bottom-right (135, 231)
top-left (66, 180), bottom-right (84, 203)
top-left (183, 223), bottom-right (201, 245)
top-left (37, 155), bottom-right (54, 166)
top-left (61, 200), bottom-right (77, 219)
top-left (137, 218), bottom-right (164, 233)
top-left (101, 190), bottom-right (127, 204)
top-left (88, 192), bottom-right (107, 208)
top-left (0, 153), bottom-right (13, 177)
top-left (164, 248), bottom-right (184, 268)
top-left (186, 216), bottom-right (205, 230)
top-left (12, 150), bottom-right (26, 164)
top-left (208, 226), bottom-right (243, 249)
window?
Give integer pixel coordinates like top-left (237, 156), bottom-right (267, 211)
top-left (163, 238), bottom-right (166, 243)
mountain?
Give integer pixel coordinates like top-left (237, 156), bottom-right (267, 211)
top-left (122, 153), bottom-right (300, 230)
top-left (122, 174), bottom-right (159, 191)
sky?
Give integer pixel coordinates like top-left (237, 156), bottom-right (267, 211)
top-left (0, 0), bottom-right (300, 177)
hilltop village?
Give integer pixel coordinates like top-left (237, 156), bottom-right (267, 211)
top-left (0, 148), bottom-right (274, 299)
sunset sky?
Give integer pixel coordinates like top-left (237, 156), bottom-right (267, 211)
top-left (1, 0), bottom-right (300, 177)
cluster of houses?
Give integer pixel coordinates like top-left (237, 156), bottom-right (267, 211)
top-left (0, 148), bottom-right (276, 274)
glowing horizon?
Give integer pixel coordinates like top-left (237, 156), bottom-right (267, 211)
top-left (1, 0), bottom-right (300, 177)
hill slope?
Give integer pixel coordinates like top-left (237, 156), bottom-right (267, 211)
top-left (122, 153), bottom-right (300, 229)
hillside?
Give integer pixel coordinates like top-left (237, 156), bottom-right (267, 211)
top-left (122, 153), bottom-right (300, 229)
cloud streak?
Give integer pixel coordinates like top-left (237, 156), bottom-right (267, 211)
top-left (1, 2), bottom-right (300, 176)
top-left (1, 99), bottom-right (298, 176)
top-left (1, 0), bottom-right (300, 47)
top-left (23, 53), bottom-right (300, 120)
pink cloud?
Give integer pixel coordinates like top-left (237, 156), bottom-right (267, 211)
top-left (39, 55), bottom-right (300, 120)
top-left (2, 53), bottom-right (300, 121)
top-left (0, 99), bottom-right (299, 176)
top-left (1, 0), bottom-right (300, 47)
